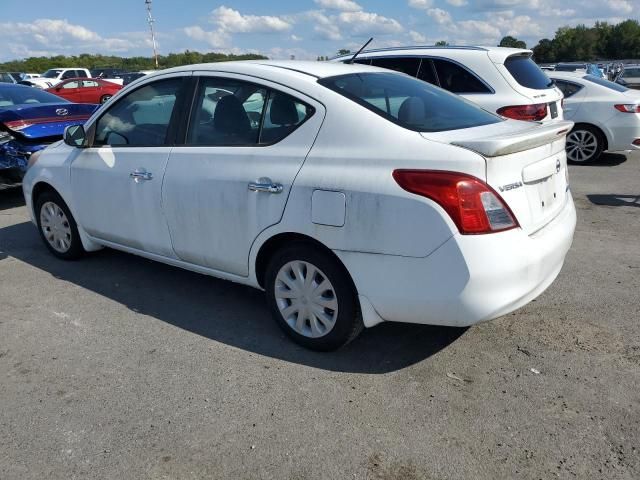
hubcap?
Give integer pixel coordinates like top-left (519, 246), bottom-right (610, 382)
top-left (274, 260), bottom-right (338, 338)
top-left (566, 130), bottom-right (598, 162)
top-left (40, 201), bottom-right (72, 253)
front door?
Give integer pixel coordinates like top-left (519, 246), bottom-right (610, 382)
top-left (70, 75), bottom-right (189, 257)
top-left (162, 74), bottom-right (324, 276)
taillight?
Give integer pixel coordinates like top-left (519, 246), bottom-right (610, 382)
top-left (614, 104), bottom-right (640, 113)
top-left (392, 170), bottom-right (519, 235)
top-left (497, 103), bottom-right (547, 121)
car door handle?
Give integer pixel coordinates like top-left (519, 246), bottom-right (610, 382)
top-left (130, 169), bottom-right (153, 182)
top-left (248, 179), bottom-right (283, 194)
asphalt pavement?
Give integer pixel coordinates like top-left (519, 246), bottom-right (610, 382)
top-left (1, 152), bottom-right (638, 479)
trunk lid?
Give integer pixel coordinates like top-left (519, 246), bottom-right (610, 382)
top-left (0, 103), bottom-right (98, 140)
top-left (423, 119), bottom-right (574, 234)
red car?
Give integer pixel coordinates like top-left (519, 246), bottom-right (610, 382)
top-left (46, 78), bottom-right (122, 104)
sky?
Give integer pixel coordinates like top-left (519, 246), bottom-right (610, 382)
top-left (0, 0), bottom-right (637, 62)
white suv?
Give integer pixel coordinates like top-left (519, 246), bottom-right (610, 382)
top-left (333, 46), bottom-right (564, 123)
top-left (25, 68), bottom-right (91, 89)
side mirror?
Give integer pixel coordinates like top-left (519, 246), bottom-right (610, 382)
top-left (64, 124), bottom-right (87, 148)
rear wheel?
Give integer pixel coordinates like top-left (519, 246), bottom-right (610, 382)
top-left (566, 125), bottom-right (604, 164)
top-left (264, 244), bottom-right (363, 351)
top-left (100, 94), bottom-right (112, 104)
top-left (35, 191), bottom-right (85, 260)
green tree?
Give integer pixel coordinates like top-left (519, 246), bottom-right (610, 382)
top-left (434, 41), bottom-right (449, 46)
top-left (337, 49), bottom-right (351, 56)
top-left (499, 36), bottom-right (527, 49)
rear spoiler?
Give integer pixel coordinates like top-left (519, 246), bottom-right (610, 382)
top-left (451, 120), bottom-right (574, 157)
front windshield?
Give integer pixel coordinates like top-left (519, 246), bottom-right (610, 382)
top-left (0, 86), bottom-right (69, 108)
top-left (42, 69), bottom-right (63, 79)
top-left (319, 72), bottom-right (501, 132)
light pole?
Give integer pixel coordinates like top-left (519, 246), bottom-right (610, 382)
top-left (145, 0), bottom-right (159, 69)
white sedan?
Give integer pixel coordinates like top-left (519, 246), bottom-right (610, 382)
top-left (23, 61), bottom-right (576, 350)
top-left (551, 71), bottom-right (640, 163)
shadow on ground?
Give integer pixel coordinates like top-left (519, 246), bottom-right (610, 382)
top-left (0, 220), bottom-right (465, 374)
top-left (0, 187), bottom-right (25, 211)
top-left (573, 152), bottom-right (627, 167)
top-left (588, 194), bottom-right (640, 208)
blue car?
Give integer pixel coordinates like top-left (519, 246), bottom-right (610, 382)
top-left (0, 83), bottom-right (98, 184)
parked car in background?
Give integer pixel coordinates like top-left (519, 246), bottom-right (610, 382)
top-left (0, 83), bottom-right (97, 184)
top-left (617, 65), bottom-right (640, 90)
top-left (555, 63), bottom-right (587, 73)
top-left (332, 46), bottom-right (564, 123)
top-left (25, 68), bottom-right (91, 89)
top-left (22, 73), bottom-right (41, 80)
top-left (46, 78), bottom-right (122, 104)
top-left (90, 68), bottom-right (127, 85)
top-left (121, 71), bottom-right (148, 85)
top-left (0, 72), bottom-right (21, 84)
top-left (23, 61), bottom-right (575, 350)
top-left (550, 71), bottom-right (640, 163)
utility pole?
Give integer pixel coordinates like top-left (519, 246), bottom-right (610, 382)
top-left (145, 0), bottom-right (159, 69)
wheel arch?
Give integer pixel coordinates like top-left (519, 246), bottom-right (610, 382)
top-left (30, 180), bottom-right (103, 252)
top-left (254, 232), bottom-right (354, 291)
top-left (571, 122), bottom-right (609, 151)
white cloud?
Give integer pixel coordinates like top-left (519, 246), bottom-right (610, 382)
top-left (427, 8), bottom-right (453, 25)
top-left (607, 0), bottom-right (633, 14)
top-left (184, 26), bottom-right (229, 48)
top-left (314, 0), bottom-right (362, 11)
top-left (211, 6), bottom-right (291, 33)
top-left (409, 30), bottom-right (427, 42)
top-left (446, 0), bottom-right (469, 6)
top-left (338, 11), bottom-right (404, 35)
top-left (408, 0), bottom-right (434, 9)
top-left (458, 19), bottom-right (501, 38)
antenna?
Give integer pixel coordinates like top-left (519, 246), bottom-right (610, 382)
top-left (347, 37), bottom-right (373, 64)
top-left (145, 0), bottom-right (159, 69)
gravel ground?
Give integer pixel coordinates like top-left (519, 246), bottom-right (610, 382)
top-left (0, 152), bottom-right (638, 480)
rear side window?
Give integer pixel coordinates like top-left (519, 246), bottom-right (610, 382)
top-left (370, 57), bottom-right (421, 77)
top-left (432, 59), bottom-right (491, 94)
top-left (504, 55), bottom-right (553, 90)
top-left (553, 80), bottom-right (583, 98)
top-left (624, 68), bottom-right (640, 77)
top-left (186, 77), bottom-right (313, 146)
top-left (76, 70), bottom-right (88, 78)
top-left (582, 75), bottom-right (628, 92)
top-left (319, 72), bottom-right (501, 132)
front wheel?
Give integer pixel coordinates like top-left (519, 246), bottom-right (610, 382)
top-left (35, 191), bottom-right (85, 260)
top-left (264, 244), bottom-right (363, 351)
top-left (100, 94), bottom-right (112, 104)
top-left (566, 125), bottom-right (604, 164)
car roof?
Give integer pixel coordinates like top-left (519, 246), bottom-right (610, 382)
top-left (331, 45), bottom-right (531, 63)
top-left (150, 60), bottom-right (392, 81)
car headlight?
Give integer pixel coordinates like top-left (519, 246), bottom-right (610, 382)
top-left (27, 150), bottom-right (42, 169)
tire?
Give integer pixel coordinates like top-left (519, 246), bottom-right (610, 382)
top-left (566, 125), bottom-right (605, 164)
top-left (264, 243), bottom-right (363, 351)
top-left (100, 95), bottom-right (112, 104)
top-left (35, 190), bottom-right (85, 260)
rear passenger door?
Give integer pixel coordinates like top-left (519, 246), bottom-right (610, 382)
top-left (162, 74), bottom-right (325, 276)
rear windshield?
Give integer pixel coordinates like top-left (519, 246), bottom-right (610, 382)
top-left (504, 55), bottom-right (553, 89)
top-left (318, 72), bottom-right (501, 132)
top-left (583, 75), bottom-right (628, 92)
top-left (0, 86), bottom-right (69, 107)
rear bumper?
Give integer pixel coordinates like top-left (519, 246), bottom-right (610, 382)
top-left (602, 115), bottom-right (640, 152)
top-left (337, 195), bottom-right (576, 327)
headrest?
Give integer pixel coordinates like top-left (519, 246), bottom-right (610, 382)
top-left (214, 95), bottom-right (251, 134)
top-left (270, 94), bottom-right (299, 126)
top-left (398, 96), bottom-right (426, 126)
